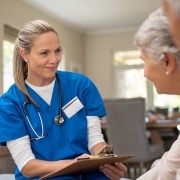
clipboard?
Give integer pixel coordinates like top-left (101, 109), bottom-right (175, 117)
top-left (40, 154), bottom-right (133, 179)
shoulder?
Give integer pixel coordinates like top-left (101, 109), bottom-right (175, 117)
top-left (0, 84), bottom-right (24, 104)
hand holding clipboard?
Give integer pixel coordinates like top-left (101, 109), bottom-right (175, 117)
top-left (40, 145), bottom-right (133, 179)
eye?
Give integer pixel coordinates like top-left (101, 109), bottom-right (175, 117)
top-left (40, 51), bottom-right (48, 56)
top-left (55, 48), bottom-right (62, 54)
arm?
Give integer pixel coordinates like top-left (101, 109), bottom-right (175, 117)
top-left (87, 116), bottom-right (127, 179)
top-left (7, 136), bottom-right (76, 178)
top-left (87, 116), bottom-right (107, 155)
top-left (137, 134), bottom-right (180, 180)
top-left (21, 159), bottom-right (76, 178)
top-left (90, 141), bottom-right (107, 155)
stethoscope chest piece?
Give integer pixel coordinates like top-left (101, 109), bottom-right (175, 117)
top-left (54, 115), bottom-right (64, 125)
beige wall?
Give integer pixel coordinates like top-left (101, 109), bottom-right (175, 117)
top-left (0, 0), bottom-right (138, 100)
top-left (0, 0), bottom-right (84, 94)
top-left (84, 31), bottom-right (136, 99)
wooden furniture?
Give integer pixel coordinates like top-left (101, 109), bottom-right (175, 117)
top-left (147, 119), bottom-right (180, 129)
top-left (102, 119), bottom-right (180, 151)
top-left (146, 119), bottom-right (180, 151)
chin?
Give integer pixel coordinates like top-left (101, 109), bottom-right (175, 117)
top-left (155, 88), bottom-right (163, 95)
top-left (156, 91), bottom-right (161, 94)
top-left (156, 89), bottom-right (170, 95)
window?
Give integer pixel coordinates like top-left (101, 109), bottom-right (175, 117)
top-left (3, 40), bottom-right (15, 92)
top-left (154, 88), bottom-right (180, 108)
top-left (114, 50), bottom-right (180, 110)
top-left (116, 68), bottom-right (146, 98)
top-left (114, 50), bottom-right (146, 99)
top-left (3, 25), bottom-right (18, 92)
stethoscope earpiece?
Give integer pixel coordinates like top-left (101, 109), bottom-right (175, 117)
top-left (54, 115), bottom-right (64, 125)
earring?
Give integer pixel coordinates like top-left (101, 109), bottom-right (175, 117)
top-left (166, 71), bottom-right (169, 75)
top-left (25, 59), bottom-right (29, 63)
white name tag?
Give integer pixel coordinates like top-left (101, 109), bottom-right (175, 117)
top-left (62, 96), bottom-right (84, 118)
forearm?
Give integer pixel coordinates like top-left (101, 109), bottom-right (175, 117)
top-left (138, 135), bottom-right (180, 179)
top-left (87, 116), bottom-right (108, 155)
top-left (90, 141), bottom-right (107, 155)
top-left (87, 116), bottom-right (106, 154)
top-left (21, 158), bottom-right (76, 178)
top-left (7, 136), bottom-right (75, 178)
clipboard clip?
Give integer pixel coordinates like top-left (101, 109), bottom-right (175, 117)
top-left (77, 145), bottom-right (117, 161)
top-left (97, 145), bottom-right (117, 158)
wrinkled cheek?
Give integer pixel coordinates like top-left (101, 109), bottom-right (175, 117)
top-left (143, 68), bottom-right (152, 82)
top-left (143, 67), bottom-right (148, 78)
top-left (171, 24), bottom-right (180, 48)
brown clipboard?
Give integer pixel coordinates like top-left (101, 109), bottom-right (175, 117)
top-left (40, 154), bottom-right (133, 179)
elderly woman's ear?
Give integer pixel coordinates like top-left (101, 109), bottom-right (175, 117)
top-left (163, 52), bottom-right (177, 74)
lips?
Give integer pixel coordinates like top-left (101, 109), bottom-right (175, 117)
top-left (46, 67), bottom-right (57, 70)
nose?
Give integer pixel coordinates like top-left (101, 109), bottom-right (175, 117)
top-left (49, 53), bottom-right (61, 63)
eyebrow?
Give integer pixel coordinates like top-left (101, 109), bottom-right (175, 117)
top-left (56, 46), bottom-right (62, 50)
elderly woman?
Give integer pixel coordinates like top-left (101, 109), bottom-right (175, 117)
top-left (134, 8), bottom-right (180, 180)
top-left (162, 0), bottom-right (180, 48)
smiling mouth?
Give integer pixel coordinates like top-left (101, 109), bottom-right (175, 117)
top-left (46, 66), bottom-right (57, 69)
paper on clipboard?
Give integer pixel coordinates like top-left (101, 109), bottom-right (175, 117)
top-left (40, 154), bottom-right (133, 180)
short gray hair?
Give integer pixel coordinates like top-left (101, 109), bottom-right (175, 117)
top-left (134, 8), bottom-right (180, 65)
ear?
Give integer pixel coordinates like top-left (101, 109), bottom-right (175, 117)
top-left (163, 52), bottom-right (176, 74)
top-left (20, 49), bottom-right (29, 62)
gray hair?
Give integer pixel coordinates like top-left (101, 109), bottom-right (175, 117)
top-left (165, 0), bottom-right (180, 15)
top-left (13, 20), bottom-right (58, 101)
top-left (134, 8), bottom-right (180, 65)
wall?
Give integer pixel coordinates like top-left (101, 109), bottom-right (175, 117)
top-left (84, 30), bottom-right (136, 99)
top-left (0, 0), bottom-right (84, 94)
top-left (0, 0), bottom-right (140, 101)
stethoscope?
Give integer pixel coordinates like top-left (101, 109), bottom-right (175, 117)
top-left (23, 74), bottom-right (64, 141)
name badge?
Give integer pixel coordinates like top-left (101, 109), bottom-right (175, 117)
top-left (62, 96), bottom-right (84, 118)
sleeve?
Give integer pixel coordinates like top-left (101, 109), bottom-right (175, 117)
top-left (137, 135), bottom-right (180, 180)
top-left (7, 135), bottom-right (35, 171)
top-left (136, 167), bottom-right (161, 180)
top-left (80, 75), bottom-right (106, 117)
top-left (87, 116), bottom-right (105, 150)
top-left (0, 93), bottom-right (28, 144)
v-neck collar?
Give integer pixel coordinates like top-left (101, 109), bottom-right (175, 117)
top-left (25, 78), bottom-right (60, 114)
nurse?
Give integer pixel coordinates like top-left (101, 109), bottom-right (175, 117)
top-left (0, 20), bottom-right (127, 180)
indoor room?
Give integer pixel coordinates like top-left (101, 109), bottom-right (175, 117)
top-left (1, 0), bottom-right (180, 179)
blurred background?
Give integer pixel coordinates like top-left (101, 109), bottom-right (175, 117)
top-left (1, 1), bottom-right (180, 179)
top-left (2, 0), bottom-right (176, 112)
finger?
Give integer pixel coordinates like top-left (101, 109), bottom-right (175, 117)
top-left (100, 164), bottom-right (125, 179)
top-left (100, 168), bottom-right (119, 180)
top-left (114, 162), bottom-right (127, 173)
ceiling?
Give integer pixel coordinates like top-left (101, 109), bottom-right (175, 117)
top-left (20, 0), bottom-right (161, 35)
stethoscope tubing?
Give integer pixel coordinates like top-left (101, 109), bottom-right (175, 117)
top-left (23, 98), bottom-right (45, 140)
top-left (22, 74), bottom-right (64, 140)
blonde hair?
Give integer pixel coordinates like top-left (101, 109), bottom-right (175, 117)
top-left (13, 20), bottom-right (58, 102)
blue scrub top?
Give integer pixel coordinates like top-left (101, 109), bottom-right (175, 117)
top-left (0, 71), bottom-right (108, 180)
